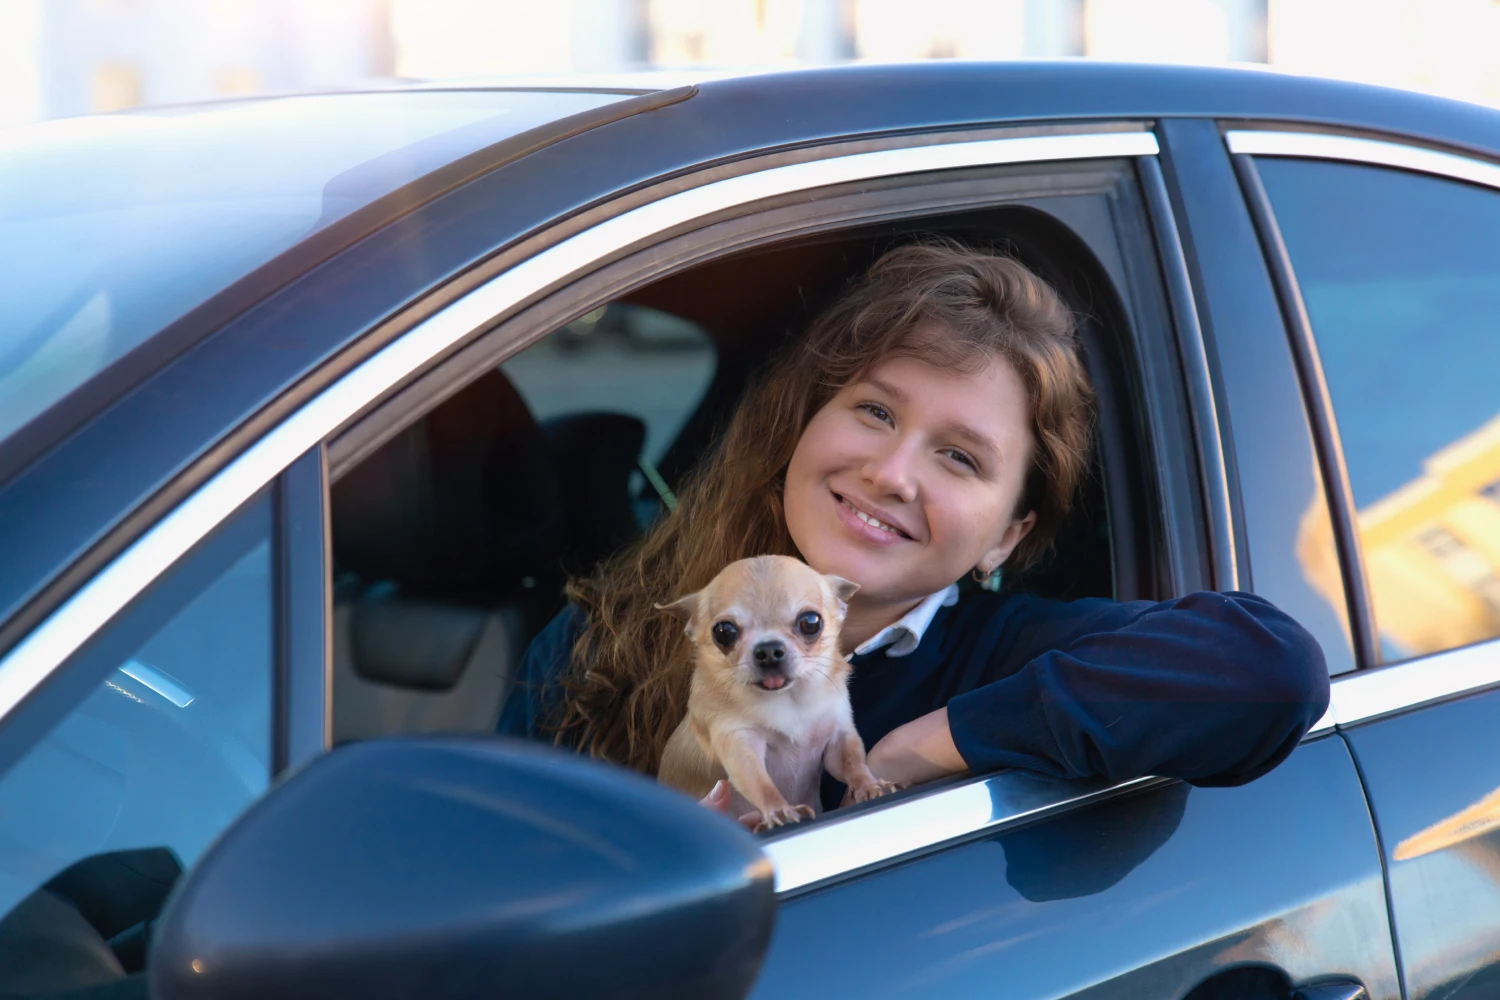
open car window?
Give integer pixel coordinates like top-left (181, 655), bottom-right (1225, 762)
top-left (325, 195), bottom-right (1148, 835)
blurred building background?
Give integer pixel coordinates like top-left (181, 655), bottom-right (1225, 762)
top-left (0, 0), bottom-right (1498, 125)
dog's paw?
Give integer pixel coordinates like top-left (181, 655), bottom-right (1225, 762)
top-left (754, 803), bottom-right (816, 832)
top-left (849, 777), bottom-right (902, 803)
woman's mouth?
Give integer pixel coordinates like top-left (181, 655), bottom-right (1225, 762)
top-left (833, 492), bottom-right (913, 545)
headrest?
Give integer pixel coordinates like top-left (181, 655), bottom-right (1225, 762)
top-left (349, 589), bottom-right (485, 691)
top-left (539, 412), bottom-right (646, 576)
top-left (332, 370), bottom-right (565, 595)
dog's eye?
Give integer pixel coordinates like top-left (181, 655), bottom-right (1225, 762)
top-left (711, 621), bottom-right (739, 650)
top-left (796, 611), bottom-right (823, 638)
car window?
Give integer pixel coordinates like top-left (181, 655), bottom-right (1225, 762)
top-left (0, 89), bottom-right (625, 445)
top-left (1255, 157), bottom-right (1500, 662)
top-left (0, 495), bottom-right (272, 993)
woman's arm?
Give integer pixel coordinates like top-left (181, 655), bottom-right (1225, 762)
top-left (878, 590), bottom-right (1329, 790)
top-left (862, 706), bottom-right (967, 789)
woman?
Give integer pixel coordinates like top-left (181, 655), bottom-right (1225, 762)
top-left (499, 241), bottom-right (1329, 811)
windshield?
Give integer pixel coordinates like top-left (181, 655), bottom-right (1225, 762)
top-left (0, 89), bottom-right (624, 443)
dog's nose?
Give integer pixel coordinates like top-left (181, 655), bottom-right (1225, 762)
top-left (753, 640), bottom-right (786, 666)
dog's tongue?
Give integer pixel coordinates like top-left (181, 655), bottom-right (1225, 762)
top-left (761, 676), bottom-right (787, 690)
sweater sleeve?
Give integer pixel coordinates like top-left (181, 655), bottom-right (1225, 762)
top-left (944, 590), bottom-right (1330, 787)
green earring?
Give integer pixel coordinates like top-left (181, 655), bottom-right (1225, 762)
top-left (972, 566), bottom-right (1003, 592)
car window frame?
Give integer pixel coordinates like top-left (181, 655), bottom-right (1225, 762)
top-left (1227, 126), bottom-right (1500, 730)
top-left (0, 123), bottom-right (1252, 901)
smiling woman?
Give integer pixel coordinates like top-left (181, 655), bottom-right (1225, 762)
top-left (779, 244), bottom-right (1091, 649)
top-left (500, 241), bottom-right (1328, 809)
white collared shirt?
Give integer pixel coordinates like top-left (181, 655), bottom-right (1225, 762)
top-left (852, 583), bottom-right (961, 658)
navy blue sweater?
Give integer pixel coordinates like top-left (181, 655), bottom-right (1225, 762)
top-left (497, 589), bottom-right (1330, 792)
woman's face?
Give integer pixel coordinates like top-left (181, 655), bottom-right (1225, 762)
top-left (783, 348), bottom-right (1038, 610)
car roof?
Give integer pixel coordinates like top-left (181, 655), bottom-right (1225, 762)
top-left (2, 59), bottom-right (1499, 653)
top-left (4, 60), bottom-right (1498, 464)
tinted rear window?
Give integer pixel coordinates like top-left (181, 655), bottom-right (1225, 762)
top-left (0, 90), bottom-right (624, 443)
top-left (1257, 157), bottom-right (1500, 662)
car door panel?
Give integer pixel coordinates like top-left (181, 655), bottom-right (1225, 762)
top-left (1344, 682), bottom-right (1500, 999)
top-left (752, 736), bottom-right (1397, 999)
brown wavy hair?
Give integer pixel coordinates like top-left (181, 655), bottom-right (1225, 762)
top-left (552, 241), bottom-right (1095, 773)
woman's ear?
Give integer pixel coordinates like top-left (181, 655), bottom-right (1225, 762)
top-left (654, 593), bottom-right (699, 636)
top-left (979, 510), bottom-right (1038, 573)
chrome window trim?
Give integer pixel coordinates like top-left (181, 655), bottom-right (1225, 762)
top-left (1330, 636), bottom-right (1500, 728)
top-left (1224, 130), bottom-right (1500, 192)
top-left (764, 772), bottom-right (1166, 896)
top-left (0, 129), bottom-right (1159, 725)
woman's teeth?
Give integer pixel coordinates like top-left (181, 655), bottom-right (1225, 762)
top-left (842, 497), bottom-right (901, 535)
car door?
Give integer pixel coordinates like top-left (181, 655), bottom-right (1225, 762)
top-left (1232, 128), bottom-right (1500, 1000)
top-left (743, 124), bottom-right (1397, 1000)
top-left (290, 111), bottom-right (1395, 998)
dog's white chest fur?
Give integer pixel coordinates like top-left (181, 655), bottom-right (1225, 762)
top-left (741, 687), bottom-right (845, 814)
top-left (657, 674), bottom-right (854, 817)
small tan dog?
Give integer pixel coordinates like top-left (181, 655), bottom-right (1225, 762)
top-left (657, 555), bottom-right (898, 829)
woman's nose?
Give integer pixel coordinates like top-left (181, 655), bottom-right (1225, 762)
top-left (861, 437), bottom-right (919, 503)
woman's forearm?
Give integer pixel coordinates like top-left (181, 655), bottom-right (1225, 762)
top-left (866, 706), bottom-right (968, 788)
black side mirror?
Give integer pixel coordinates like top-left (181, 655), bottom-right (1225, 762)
top-left (149, 738), bottom-right (776, 1000)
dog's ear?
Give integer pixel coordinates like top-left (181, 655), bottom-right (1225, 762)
top-left (654, 593), bottom-right (699, 636)
top-left (823, 575), bottom-right (859, 619)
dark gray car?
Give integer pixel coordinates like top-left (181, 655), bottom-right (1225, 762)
top-left (1, 62), bottom-right (1498, 1000)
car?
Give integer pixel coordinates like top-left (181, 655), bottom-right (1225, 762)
top-left (0, 59), bottom-right (1498, 1000)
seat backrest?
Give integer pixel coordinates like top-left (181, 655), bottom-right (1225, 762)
top-left (329, 370), bottom-right (565, 741)
top-left (539, 411), bottom-right (647, 576)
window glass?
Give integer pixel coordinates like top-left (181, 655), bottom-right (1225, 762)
top-left (0, 89), bottom-right (625, 444)
top-left (0, 496), bottom-right (272, 991)
top-left (1257, 158), bottom-right (1500, 661)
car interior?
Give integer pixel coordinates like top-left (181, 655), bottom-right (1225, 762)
top-left (328, 206), bottom-right (1152, 755)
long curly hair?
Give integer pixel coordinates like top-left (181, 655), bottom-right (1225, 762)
top-left (552, 241), bottom-right (1095, 773)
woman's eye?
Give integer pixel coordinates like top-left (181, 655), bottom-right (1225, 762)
top-left (796, 611), bottom-right (823, 638)
top-left (711, 621), bottom-right (739, 650)
top-left (942, 448), bottom-right (978, 472)
top-left (857, 402), bottom-right (893, 425)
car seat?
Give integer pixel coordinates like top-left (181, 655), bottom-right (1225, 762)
top-left (538, 411), bottom-right (648, 577)
top-left (330, 370), bottom-right (566, 742)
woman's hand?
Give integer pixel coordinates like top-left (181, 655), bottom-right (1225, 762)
top-left (845, 706), bottom-right (968, 806)
top-left (700, 779), bottom-right (762, 831)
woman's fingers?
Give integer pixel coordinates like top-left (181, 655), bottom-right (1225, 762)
top-left (698, 781), bottom-right (762, 831)
top-left (699, 779), bottom-right (732, 812)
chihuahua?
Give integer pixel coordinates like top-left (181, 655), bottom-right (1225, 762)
top-left (657, 555), bottom-right (897, 830)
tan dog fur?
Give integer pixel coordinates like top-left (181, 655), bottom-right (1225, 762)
top-left (657, 555), bottom-right (897, 830)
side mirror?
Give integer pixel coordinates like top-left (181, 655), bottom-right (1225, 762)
top-left (150, 738), bottom-right (776, 1000)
